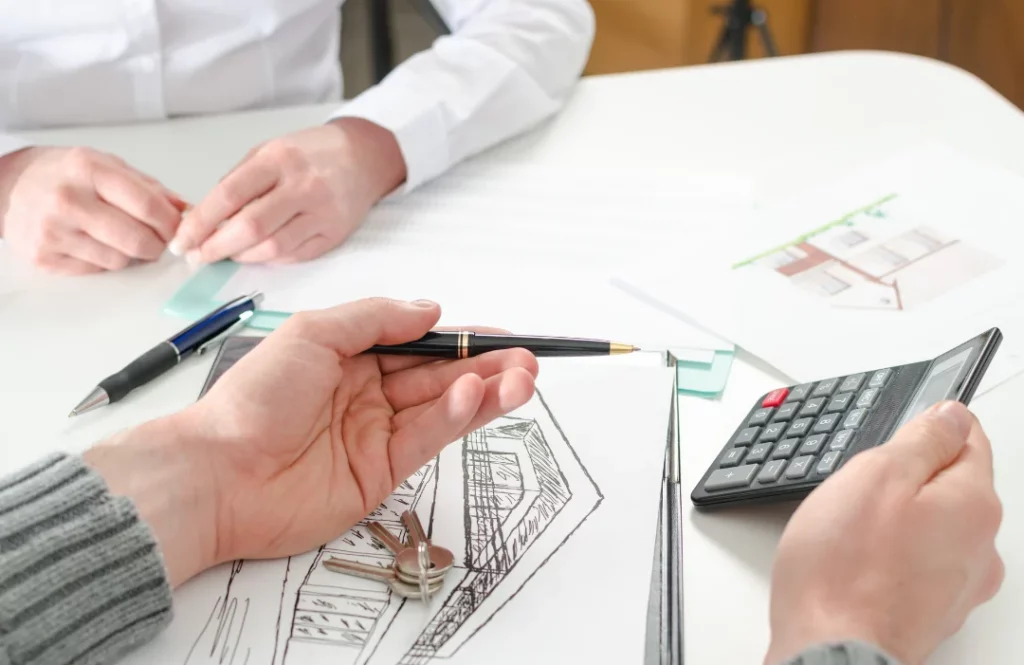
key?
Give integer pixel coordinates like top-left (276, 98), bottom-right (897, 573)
top-left (367, 521), bottom-right (447, 585)
top-left (398, 511), bottom-right (454, 580)
top-left (321, 557), bottom-right (444, 599)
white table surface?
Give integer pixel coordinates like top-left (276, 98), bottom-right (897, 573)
top-left (3, 50), bottom-right (1024, 664)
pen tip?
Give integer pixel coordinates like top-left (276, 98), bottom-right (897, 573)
top-left (68, 410), bottom-right (77, 418)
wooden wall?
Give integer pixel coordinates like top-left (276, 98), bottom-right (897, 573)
top-left (585, 0), bottom-right (1024, 109)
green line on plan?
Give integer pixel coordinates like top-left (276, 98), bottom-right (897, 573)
top-left (731, 193), bottom-right (899, 269)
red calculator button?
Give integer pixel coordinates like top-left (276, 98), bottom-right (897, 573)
top-left (762, 388), bottom-right (789, 408)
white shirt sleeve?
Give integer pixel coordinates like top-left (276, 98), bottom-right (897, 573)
top-left (0, 133), bottom-right (32, 160)
top-left (330, 0), bottom-right (595, 192)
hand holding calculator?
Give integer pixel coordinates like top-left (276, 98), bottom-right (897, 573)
top-left (692, 328), bottom-right (1002, 508)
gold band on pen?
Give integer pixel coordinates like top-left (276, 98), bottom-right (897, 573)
top-left (458, 331), bottom-right (470, 359)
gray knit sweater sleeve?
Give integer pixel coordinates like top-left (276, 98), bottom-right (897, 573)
top-left (775, 640), bottom-right (903, 664)
top-left (0, 453), bottom-right (173, 665)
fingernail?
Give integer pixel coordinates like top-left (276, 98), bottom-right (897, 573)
top-left (411, 299), bottom-right (437, 308)
top-left (168, 238), bottom-right (185, 256)
top-left (931, 401), bottom-right (973, 438)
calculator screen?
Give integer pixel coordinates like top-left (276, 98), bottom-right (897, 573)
top-left (896, 346), bottom-right (973, 428)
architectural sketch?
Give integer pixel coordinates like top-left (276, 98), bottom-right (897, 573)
top-left (186, 390), bottom-right (602, 665)
top-left (734, 194), bottom-right (1002, 311)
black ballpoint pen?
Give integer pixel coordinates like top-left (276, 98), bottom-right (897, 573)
top-left (69, 292), bottom-right (264, 417)
top-left (367, 331), bottom-right (641, 359)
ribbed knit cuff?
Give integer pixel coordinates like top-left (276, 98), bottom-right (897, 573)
top-left (779, 640), bottom-right (904, 665)
top-left (0, 453), bottom-right (173, 665)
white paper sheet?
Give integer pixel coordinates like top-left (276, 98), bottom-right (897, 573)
top-left (615, 142), bottom-right (1024, 396)
top-left (215, 163), bottom-right (746, 353)
top-left (120, 362), bottom-right (675, 665)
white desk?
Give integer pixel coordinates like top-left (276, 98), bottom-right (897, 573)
top-left (2, 51), bottom-right (1023, 664)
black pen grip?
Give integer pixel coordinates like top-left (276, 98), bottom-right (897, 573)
top-left (368, 332), bottom-right (459, 357)
top-left (99, 342), bottom-right (180, 403)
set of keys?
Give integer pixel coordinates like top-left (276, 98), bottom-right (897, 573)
top-left (323, 511), bottom-right (454, 600)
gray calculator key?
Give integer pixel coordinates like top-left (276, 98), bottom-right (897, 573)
top-left (817, 451), bottom-right (842, 475)
top-left (799, 433), bottom-right (828, 455)
top-left (868, 368), bottom-right (891, 388)
top-left (811, 378), bottom-right (839, 398)
top-left (719, 448), bottom-right (746, 467)
top-left (839, 373), bottom-right (866, 392)
top-left (786, 383), bottom-right (814, 402)
top-left (785, 455), bottom-right (814, 479)
top-left (704, 465), bottom-right (758, 491)
top-left (843, 409), bottom-right (867, 429)
top-left (733, 426), bottom-right (760, 446)
top-left (773, 402), bottom-right (800, 421)
top-left (770, 438), bottom-right (799, 459)
top-left (758, 422), bottom-right (787, 443)
top-left (748, 407), bottom-right (774, 426)
top-left (812, 412), bottom-right (841, 434)
top-left (757, 460), bottom-right (787, 483)
top-left (785, 418), bottom-right (812, 438)
top-left (856, 388), bottom-right (879, 409)
top-left (745, 443), bottom-right (772, 463)
top-left (799, 397), bottom-right (825, 417)
top-left (830, 429), bottom-right (855, 451)
top-left (826, 392), bottom-right (853, 412)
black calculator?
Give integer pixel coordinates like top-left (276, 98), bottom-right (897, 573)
top-left (691, 328), bottom-right (1002, 508)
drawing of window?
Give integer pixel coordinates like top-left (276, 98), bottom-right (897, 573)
top-left (835, 229), bottom-right (868, 248)
top-left (905, 228), bottom-right (943, 252)
top-left (873, 245), bottom-right (908, 269)
top-left (762, 246), bottom-right (806, 270)
top-left (814, 271), bottom-right (850, 296)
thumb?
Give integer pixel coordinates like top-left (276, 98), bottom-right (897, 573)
top-left (884, 400), bottom-right (973, 488)
top-left (281, 297), bottom-right (442, 357)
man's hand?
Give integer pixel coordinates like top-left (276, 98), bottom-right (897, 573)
top-left (0, 146), bottom-right (187, 274)
top-left (85, 298), bottom-right (537, 588)
top-left (764, 401), bottom-right (1004, 665)
top-left (169, 118), bottom-right (406, 265)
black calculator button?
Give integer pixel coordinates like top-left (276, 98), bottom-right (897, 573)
top-left (843, 409), bottom-right (867, 429)
top-left (786, 383), bottom-right (814, 402)
top-left (770, 438), bottom-right (799, 460)
top-left (719, 448), bottom-right (746, 467)
top-left (733, 426), bottom-right (760, 446)
top-left (817, 451), bottom-right (842, 475)
top-left (799, 433), bottom-right (828, 455)
top-left (704, 465), bottom-right (758, 491)
top-left (758, 422), bottom-right (787, 443)
top-left (868, 369), bottom-right (891, 388)
top-left (856, 388), bottom-right (879, 409)
top-left (830, 429), bottom-right (855, 451)
top-left (826, 392), bottom-right (853, 412)
top-left (799, 397), bottom-right (825, 417)
top-left (839, 373), bottom-right (866, 392)
top-left (745, 443), bottom-right (772, 463)
top-left (773, 403), bottom-right (800, 421)
top-left (757, 460), bottom-right (787, 483)
top-left (784, 418), bottom-right (812, 438)
top-left (812, 413), bottom-right (841, 434)
top-left (811, 378), bottom-right (839, 398)
top-left (748, 407), bottom-right (774, 426)
top-left (785, 456), bottom-right (815, 479)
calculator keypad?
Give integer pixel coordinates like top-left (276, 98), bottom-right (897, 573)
top-left (704, 369), bottom-right (894, 495)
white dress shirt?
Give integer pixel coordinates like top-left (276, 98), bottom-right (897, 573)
top-left (0, 0), bottom-right (594, 190)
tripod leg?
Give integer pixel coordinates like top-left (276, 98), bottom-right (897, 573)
top-left (708, 26), bottom-right (733, 63)
top-left (752, 9), bottom-right (778, 57)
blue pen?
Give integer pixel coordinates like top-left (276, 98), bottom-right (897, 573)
top-left (69, 291), bottom-right (264, 417)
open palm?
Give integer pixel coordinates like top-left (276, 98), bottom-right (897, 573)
top-left (188, 298), bottom-right (538, 565)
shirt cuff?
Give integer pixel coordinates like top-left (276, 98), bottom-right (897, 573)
top-left (777, 640), bottom-right (904, 665)
top-left (328, 79), bottom-right (450, 194)
top-left (0, 453), bottom-right (173, 665)
top-left (0, 133), bottom-right (33, 159)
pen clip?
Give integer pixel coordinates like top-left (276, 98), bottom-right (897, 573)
top-left (197, 310), bottom-right (254, 356)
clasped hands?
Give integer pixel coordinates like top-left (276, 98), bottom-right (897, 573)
top-left (0, 117), bottom-right (405, 274)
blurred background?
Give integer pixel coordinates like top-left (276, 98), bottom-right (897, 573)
top-left (342, 0), bottom-right (1022, 110)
